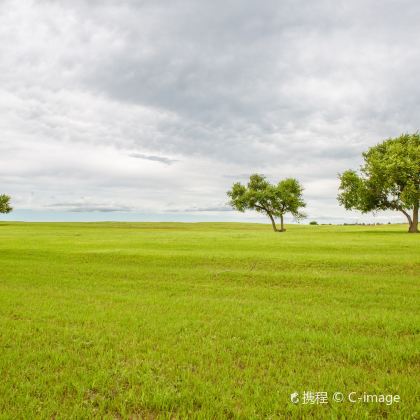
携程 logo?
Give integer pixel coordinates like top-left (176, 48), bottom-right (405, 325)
top-left (290, 392), bottom-right (299, 404)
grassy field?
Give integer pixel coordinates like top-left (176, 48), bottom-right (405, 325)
top-left (0, 222), bottom-right (419, 418)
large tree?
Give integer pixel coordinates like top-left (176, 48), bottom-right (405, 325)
top-left (227, 174), bottom-right (306, 232)
top-left (0, 194), bottom-right (12, 215)
top-left (338, 133), bottom-right (420, 233)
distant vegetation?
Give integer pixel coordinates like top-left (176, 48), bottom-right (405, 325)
top-left (338, 133), bottom-right (419, 233)
top-left (227, 174), bottom-right (306, 232)
top-left (309, 221), bottom-right (318, 225)
top-left (0, 194), bottom-right (12, 214)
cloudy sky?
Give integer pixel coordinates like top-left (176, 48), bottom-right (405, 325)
top-left (1, 0), bottom-right (419, 223)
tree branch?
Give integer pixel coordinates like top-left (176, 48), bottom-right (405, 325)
top-left (254, 204), bottom-right (269, 213)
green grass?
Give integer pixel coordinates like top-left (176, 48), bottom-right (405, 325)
top-left (0, 222), bottom-right (419, 419)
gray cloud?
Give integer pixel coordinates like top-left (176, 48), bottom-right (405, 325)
top-left (46, 202), bottom-right (133, 212)
top-left (68, 207), bottom-right (130, 213)
top-left (129, 153), bottom-right (178, 165)
top-left (166, 206), bottom-right (233, 213)
top-left (0, 0), bottom-right (418, 222)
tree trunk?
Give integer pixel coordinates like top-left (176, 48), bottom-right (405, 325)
top-left (408, 205), bottom-right (419, 233)
top-left (402, 207), bottom-right (419, 233)
top-left (267, 212), bottom-right (278, 232)
top-left (279, 214), bottom-right (286, 232)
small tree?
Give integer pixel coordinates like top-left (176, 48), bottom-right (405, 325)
top-left (0, 194), bottom-right (12, 214)
top-left (338, 133), bottom-right (419, 233)
top-left (227, 174), bottom-right (306, 232)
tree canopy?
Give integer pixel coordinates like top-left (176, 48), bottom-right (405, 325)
top-left (227, 174), bottom-right (306, 232)
top-left (338, 133), bottom-right (420, 233)
top-left (0, 194), bottom-right (12, 214)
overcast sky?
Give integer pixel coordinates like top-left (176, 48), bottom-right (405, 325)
top-left (1, 0), bottom-right (419, 223)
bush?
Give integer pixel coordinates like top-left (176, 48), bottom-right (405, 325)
top-left (309, 221), bottom-right (318, 225)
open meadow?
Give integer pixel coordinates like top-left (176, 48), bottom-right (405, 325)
top-left (0, 222), bottom-right (419, 418)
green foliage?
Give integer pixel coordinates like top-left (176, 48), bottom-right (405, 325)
top-left (227, 174), bottom-right (306, 231)
top-left (0, 194), bottom-right (12, 214)
top-left (309, 221), bottom-right (318, 225)
top-left (0, 222), bottom-right (418, 418)
top-left (338, 133), bottom-right (420, 232)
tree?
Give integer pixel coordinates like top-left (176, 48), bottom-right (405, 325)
top-left (338, 133), bottom-right (420, 233)
top-left (0, 194), bottom-right (12, 214)
top-left (227, 174), bottom-right (306, 232)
